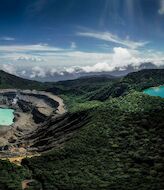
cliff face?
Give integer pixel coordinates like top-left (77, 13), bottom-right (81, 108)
top-left (32, 107), bottom-right (49, 124)
top-left (19, 110), bottom-right (90, 152)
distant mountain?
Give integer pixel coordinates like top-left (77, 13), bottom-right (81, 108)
top-left (18, 62), bottom-right (164, 82)
top-left (25, 71), bottom-right (118, 82)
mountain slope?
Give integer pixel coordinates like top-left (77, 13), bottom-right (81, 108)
top-left (0, 69), bottom-right (164, 190)
top-left (86, 69), bottom-right (164, 101)
top-left (46, 76), bottom-right (118, 96)
top-left (0, 92), bottom-right (164, 190)
top-left (0, 70), bottom-right (47, 90)
top-left (46, 69), bottom-right (164, 102)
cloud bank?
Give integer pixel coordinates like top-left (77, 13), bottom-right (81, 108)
top-left (1, 46), bottom-right (164, 81)
top-left (0, 29), bottom-right (163, 81)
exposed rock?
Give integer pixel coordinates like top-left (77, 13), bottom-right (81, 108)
top-left (21, 110), bottom-right (90, 152)
top-left (0, 89), bottom-right (66, 158)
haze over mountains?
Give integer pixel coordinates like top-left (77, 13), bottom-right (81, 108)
top-left (2, 62), bottom-right (164, 82)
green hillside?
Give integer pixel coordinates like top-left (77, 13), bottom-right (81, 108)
top-left (0, 69), bottom-right (164, 190)
top-left (86, 69), bottom-right (164, 101)
top-left (0, 70), bottom-right (48, 90)
top-left (46, 69), bottom-right (164, 103)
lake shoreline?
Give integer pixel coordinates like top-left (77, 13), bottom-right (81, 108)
top-left (144, 85), bottom-right (164, 98)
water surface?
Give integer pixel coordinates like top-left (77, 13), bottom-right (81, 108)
top-left (0, 108), bottom-right (14, 126)
top-left (144, 85), bottom-right (164, 98)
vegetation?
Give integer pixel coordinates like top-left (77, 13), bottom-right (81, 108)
top-left (86, 69), bottom-right (164, 101)
top-left (47, 76), bottom-right (117, 96)
top-left (0, 160), bottom-right (31, 190)
top-left (0, 69), bottom-right (164, 189)
top-left (21, 92), bottom-right (164, 190)
top-left (0, 70), bottom-right (51, 90)
top-left (47, 69), bottom-right (164, 102)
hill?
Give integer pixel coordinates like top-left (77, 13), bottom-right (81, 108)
top-left (47, 76), bottom-right (118, 96)
top-left (84, 69), bottom-right (164, 101)
top-left (0, 69), bottom-right (164, 190)
top-left (0, 70), bottom-right (48, 90)
top-left (1, 92), bottom-right (164, 190)
top-left (46, 69), bottom-right (164, 103)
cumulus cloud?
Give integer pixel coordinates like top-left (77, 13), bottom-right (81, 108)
top-left (158, 0), bottom-right (164, 15)
top-left (77, 31), bottom-right (148, 49)
top-left (112, 47), bottom-right (138, 67)
top-left (81, 62), bottom-right (113, 72)
top-left (67, 47), bottom-right (140, 73)
top-left (30, 66), bottom-right (46, 78)
top-left (0, 41), bottom-right (163, 81)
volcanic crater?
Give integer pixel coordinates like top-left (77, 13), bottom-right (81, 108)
top-left (0, 89), bottom-right (66, 159)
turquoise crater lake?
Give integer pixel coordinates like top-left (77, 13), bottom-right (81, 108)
top-left (144, 85), bottom-right (164, 98)
top-left (0, 108), bottom-right (14, 126)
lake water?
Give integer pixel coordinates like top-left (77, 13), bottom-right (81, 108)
top-left (0, 108), bottom-right (14, 126)
top-left (144, 85), bottom-right (164, 98)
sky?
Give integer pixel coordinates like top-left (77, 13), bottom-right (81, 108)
top-left (0, 0), bottom-right (164, 79)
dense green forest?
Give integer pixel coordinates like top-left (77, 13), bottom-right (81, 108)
top-left (0, 69), bottom-right (164, 190)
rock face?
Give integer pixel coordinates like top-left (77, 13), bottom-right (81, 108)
top-left (19, 110), bottom-right (90, 152)
top-left (0, 89), bottom-right (65, 157)
top-left (32, 107), bottom-right (48, 124)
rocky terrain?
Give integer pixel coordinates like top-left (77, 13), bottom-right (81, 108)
top-left (0, 89), bottom-right (66, 159)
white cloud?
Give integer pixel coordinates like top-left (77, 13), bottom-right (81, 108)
top-left (0, 44), bottom-right (62, 52)
top-left (0, 42), bottom-right (163, 80)
top-left (21, 70), bottom-right (27, 75)
top-left (77, 31), bottom-right (148, 49)
top-left (81, 62), bottom-right (113, 72)
top-left (0, 36), bottom-right (15, 41)
top-left (68, 47), bottom-right (139, 73)
top-left (112, 47), bottom-right (138, 67)
top-left (15, 55), bottom-right (44, 62)
top-left (70, 42), bottom-right (76, 49)
top-left (30, 66), bottom-right (46, 78)
top-left (158, 0), bottom-right (164, 15)
top-left (1, 64), bottom-right (17, 75)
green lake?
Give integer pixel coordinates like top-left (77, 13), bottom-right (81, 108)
top-left (144, 85), bottom-right (164, 98)
top-left (0, 108), bottom-right (14, 126)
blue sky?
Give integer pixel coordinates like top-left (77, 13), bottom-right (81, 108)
top-left (0, 0), bottom-right (164, 78)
